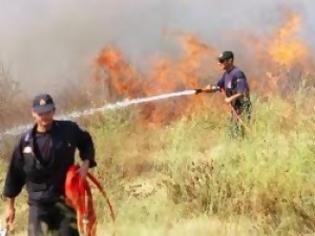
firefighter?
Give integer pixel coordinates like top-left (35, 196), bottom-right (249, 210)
top-left (196, 51), bottom-right (251, 136)
top-left (2, 93), bottom-right (96, 235)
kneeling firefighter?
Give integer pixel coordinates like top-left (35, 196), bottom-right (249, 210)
top-left (2, 93), bottom-right (97, 236)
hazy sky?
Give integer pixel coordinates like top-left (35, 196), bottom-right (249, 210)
top-left (0, 0), bottom-right (314, 94)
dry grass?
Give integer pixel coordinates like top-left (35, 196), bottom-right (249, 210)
top-left (1, 83), bottom-right (315, 235)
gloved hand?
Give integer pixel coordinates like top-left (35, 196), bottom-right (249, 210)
top-left (195, 88), bottom-right (203, 94)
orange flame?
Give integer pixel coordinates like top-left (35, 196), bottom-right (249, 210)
top-left (90, 11), bottom-right (315, 123)
top-left (268, 14), bottom-right (307, 68)
top-left (233, 12), bottom-right (313, 95)
top-left (93, 34), bottom-right (217, 124)
top-left (94, 47), bottom-right (142, 100)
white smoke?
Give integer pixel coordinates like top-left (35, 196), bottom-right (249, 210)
top-left (0, 0), bottom-right (313, 94)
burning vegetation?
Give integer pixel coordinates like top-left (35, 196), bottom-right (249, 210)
top-left (265, 13), bottom-right (313, 94)
top-left (91, 12), bottom-right (315, 125)
top-left (2, 8), bottom-right (315, 236)
top-left (268, 14), bottom-right (307, 67)
top-left (93, 34), bottom-right (218, 124)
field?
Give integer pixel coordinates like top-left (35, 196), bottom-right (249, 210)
top-left (1, 86), bottom-right (315, 235)
top-left (1, 9), bottom-right (315, 235)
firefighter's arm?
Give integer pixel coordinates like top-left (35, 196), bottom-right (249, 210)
top-left (229, 74), bottom-right (248, 104)
top-left (224, 93), bottom-right (243, 103)
top-left (3, 142), bottom-right (26, 198)
top-left (74, 123), bottom-right (96, 168)
top-left (3, 141), bottom-right (26, 229)
top-left (5, 197), bottom-right (15, 231)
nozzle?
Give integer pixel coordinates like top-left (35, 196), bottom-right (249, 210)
top-left (195, 89), bottom-right (203, 94)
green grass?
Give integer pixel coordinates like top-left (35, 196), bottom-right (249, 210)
top-left (1, 90), bottom-right (315, 235)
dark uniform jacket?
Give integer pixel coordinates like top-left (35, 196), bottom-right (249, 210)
top-left (216, 66), bottom-right (251, 111)
top-left (3, 120), bottom-right (96, 205)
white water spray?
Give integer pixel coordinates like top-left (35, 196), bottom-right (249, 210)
top-left (0, 90), bottom-right (196, 139)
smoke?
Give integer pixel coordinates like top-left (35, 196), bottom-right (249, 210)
top-left (0, 0), bottom-right (314, 95)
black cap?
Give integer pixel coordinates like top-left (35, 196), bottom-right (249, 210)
top-left (218, 51), bottom-right (234, 63)
top-left (32, 94), bottom-right (55, 114)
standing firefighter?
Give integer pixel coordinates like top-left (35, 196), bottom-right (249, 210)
top-left (2, 93), bottom-right (96, 236)
top-left (196, 51), bottom-right (251, 137)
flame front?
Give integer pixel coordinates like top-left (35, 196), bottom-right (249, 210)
top-left (93, 34), bottom-right (217, 124)
top-left (90, 11), bottom-right (314, 124)
top-left (268, 14), bottom-right (307, 68)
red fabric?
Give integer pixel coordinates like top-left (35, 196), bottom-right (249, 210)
top-left (65, 165), bottom-right (96, 236)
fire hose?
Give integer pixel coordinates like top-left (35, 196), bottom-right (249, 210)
top-left (65, 165), bottom-right (115, 236)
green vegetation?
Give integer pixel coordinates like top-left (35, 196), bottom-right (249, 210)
top-left (1, 87), bottom-right (315, 235)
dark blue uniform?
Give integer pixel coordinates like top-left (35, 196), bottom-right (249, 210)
top-left (3, 120), bottom-right (96, 235)
top-left (216, 66), bottom-right (251, 136)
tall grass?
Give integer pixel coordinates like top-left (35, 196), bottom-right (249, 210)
top-left (90, 89), bottom-right (315, 235)
top-left (1, 87), bottom-right (315, 235)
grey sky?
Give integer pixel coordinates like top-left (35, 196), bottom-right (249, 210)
top-left (0, 0), bottom-right (314, 94)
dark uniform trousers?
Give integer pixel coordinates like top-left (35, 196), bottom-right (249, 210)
top-left (230, 97), bottom-right (252, 138)
top-left (28, 199), bottom-right (79, 236)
